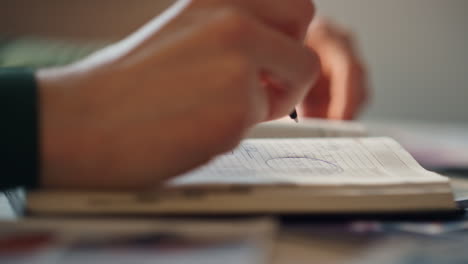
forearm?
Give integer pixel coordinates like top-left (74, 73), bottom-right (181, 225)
top-left (0, 0), bottom-right (173, 40)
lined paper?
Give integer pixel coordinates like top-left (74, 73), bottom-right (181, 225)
top-left (170, 138), bottom-right (447, 186)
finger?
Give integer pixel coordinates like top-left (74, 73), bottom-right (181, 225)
top-left (220, 11), bottom-right (319, 119)
top-left (327, 60), bottom-right (365, 120)
top-left (300, 73), bottom-right (331, 118)
top-left (349, 62), bottom-right (369, 117)
top-left (305, 19), bottom-right (368, 120)
top-left (189, 0), bottom-right (315, 40)
top-left (171, 8), bottom-right (319, 120)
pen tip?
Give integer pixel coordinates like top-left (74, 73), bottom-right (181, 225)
top-left (294, 117), bottom-right (299, 123)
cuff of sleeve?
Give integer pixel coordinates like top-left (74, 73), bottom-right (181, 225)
top-left (0, 68), bottom-right (39, 190)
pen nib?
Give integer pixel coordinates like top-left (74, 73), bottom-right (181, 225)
top-left (289, 109), bottom-right (299, 123)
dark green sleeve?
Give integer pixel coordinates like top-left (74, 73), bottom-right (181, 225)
top-left (0, 68), bottom-right (39, 190)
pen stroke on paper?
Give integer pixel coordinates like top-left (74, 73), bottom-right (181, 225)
top-left (171, 138), bottom-right (444, 186)
top-left (229, 141), bottom-right (344, 175)
top-left (188, 140), bottom-right (348, 178)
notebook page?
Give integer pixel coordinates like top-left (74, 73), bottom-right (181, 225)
top-left (247, 118), bottom-right (367, 138)
top-left (170, 138), bottom-right (448, 186)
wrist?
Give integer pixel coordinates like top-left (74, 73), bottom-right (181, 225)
top-left (36, 66), bottom-right (85, 188)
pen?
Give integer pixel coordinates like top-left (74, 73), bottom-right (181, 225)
top-left (289, 109), bottom-right (298, 123)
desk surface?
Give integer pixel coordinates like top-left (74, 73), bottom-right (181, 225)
top-left (2, 175), bottom-right (468, 264)
top-left (2, 120), bottom-right (468, 264)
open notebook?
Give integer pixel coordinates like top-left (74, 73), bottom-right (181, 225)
top-left (247, 118), bottom-right (367, 138)
top-left (27, 137), bottom-right (457, 215)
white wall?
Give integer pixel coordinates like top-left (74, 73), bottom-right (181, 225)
top-left (315, 0), bottom-right (468, 122)
top-left (4, 0), bottom-right (467, 122)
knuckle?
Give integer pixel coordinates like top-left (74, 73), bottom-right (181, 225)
top-left (299, 0), bottom-right (316, 26)
top-left (287, 1), bottom-right (316, 39)
top-left (214, 7), bottom-right (254, 40)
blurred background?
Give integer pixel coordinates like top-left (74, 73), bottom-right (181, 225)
top-left (315, 0), bottom-right (468, 122)
top-left (1, 0), bottom-right (467, 122)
